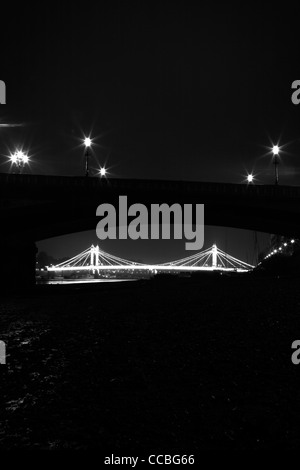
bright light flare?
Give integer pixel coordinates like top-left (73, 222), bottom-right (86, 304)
top-left (272, 145), bottom-right (279, 155)
top-left (10, 149), bottom-right (29, 165)
top-left (16, 150), bottom-right (24, 159)
top-left (99, 167), bottom-right (106, 177)
top-left (84, 137), bottom-right (92, 147)
top-left (244, 172), bottom-right (257, 184)
top-left (10, 152), bottom-right (17, 163)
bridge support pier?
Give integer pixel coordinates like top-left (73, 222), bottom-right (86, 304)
top-left (0, 239), bottom-right (37, 290)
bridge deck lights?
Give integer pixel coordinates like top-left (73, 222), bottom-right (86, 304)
top-left (47, 244), bottom-right (254, 274)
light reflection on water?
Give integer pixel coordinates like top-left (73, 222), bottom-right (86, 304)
top-left (38, 278), bottom-right (137, 285)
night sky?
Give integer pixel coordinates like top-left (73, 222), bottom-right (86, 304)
top-left (1, 3), bottom-right (299, 262)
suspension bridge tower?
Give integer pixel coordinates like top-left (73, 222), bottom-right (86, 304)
top-left (212, 244), bottom-right (217, 268)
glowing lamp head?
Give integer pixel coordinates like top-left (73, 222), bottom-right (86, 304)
top-left (247, 174), bottom-right (253, 183)
top-left (99, 167), bottom-right (106, 177)
top-left (10, 149), bottom-right (29, 166)
top-left (84, 137), bottom-right (92, 147)
top-left (10, 152), bottom-right (17, 163)
top-left (272, 145), bottom-right (279, 155)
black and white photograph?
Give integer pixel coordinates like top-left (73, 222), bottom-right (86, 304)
top-left (1, 1), bottom-right (300, 456)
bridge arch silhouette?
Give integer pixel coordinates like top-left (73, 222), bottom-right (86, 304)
top-left (0, 173), bottom-right (299, 287)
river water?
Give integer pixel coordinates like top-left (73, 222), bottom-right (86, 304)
top-left (37, 278), bottom-right (137, 285)
top-left (1, 275), bottom-right (299, 449)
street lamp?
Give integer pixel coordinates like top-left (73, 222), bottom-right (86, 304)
top-left (84, 137), bottom-right (92, 177)
top-left (99, 167), bottom-right (106, 177)
top-left (10, 150), bottom-right (29, 174)
top-left (272, 145), bottom-right (280, 185)
top-left (247, 173), bottom-right (254, 183)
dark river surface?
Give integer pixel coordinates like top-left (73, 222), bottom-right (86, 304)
top-left (0, 274), bottom-right (300, 450)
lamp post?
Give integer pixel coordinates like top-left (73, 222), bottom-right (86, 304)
top-left (10, 150), bottom-right (29, 174)
top-left (84, 137), bottom-right (92, 177)
top-left (272, 145), bottom-right (280, 185)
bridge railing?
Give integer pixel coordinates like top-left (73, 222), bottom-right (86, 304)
top-left (1, 173), bottom-right (300, 199)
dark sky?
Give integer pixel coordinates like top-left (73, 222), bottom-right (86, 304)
top-left (1, 3), bottom-right (299, 262)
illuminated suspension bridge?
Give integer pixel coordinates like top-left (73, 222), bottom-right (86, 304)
top-left (46, 244), bottom-right (254, 274)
